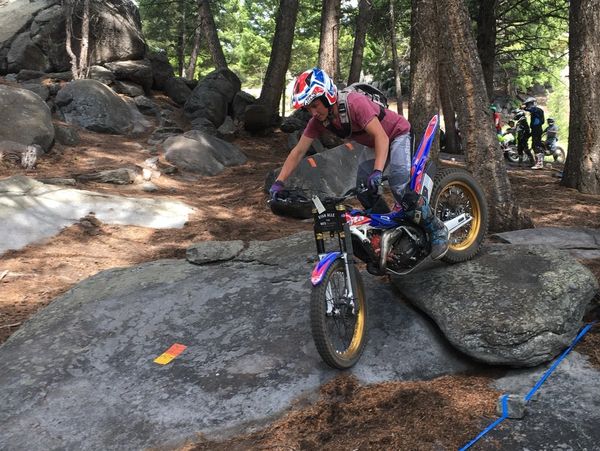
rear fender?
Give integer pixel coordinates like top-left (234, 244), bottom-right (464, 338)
top-left (311, 252), bottom-right (341, 286)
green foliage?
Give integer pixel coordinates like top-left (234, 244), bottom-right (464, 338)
top-left (137, 0), bottom-right (568, 101)
top-left (495, 0), bottom-right (569, 93)
top-left (546, 69), bottom-right (569, 149)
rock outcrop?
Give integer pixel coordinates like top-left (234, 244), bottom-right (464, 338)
top-left (55, 79), bottom-right (134, 134)
top-left (392, 243), bottom-right (599, 367)
top-left (0, 84), bottom-right (54, 151)
top-left (0, 0), bottom-right (145, 74)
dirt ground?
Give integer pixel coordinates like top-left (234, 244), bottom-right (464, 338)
top-left (1, 108), bottom-right (599, 450)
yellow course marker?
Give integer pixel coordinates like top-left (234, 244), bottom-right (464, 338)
top-left (154, 343), bottom-right (187, 365)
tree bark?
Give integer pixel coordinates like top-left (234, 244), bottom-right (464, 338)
top-left (562, 0), bottom-right (600, 194)
top-left (409, 0), bottom-right (439, 158)
top-left (348, 0), bottom-right (373, 84)
top-left (476, 0), bottom-right (498, 101)
top-left (390, 0), bottom-right (403, 114)
top-left (185, 23), bottom-right (202, 80)
top-left (176, 0), bottom-right (186, 77)
top-left (79, 0), bottom-right (90, 78)
top-left (437, 0), bottom-right (532, 231)
top-left (439, 59), bottom-right (460, 154)
top-left (198, 0), bottom-right (227, 69)
top-left (258, 0), bottom-right (299, 118)
top-left (62, 0), bottom-right (91, 80)
top-left (318, 0), bottom-right (341, 81)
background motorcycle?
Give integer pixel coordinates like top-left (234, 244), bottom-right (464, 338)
top-left (504, 138), bottom-right (566, 164)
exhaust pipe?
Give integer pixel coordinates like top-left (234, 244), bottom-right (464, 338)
top-left (379, 227), bottom-right (404, 273)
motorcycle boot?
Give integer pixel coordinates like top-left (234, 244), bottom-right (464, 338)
top-left (400, 191), bottom-right (449, 260)
top-left (531, 153), bottom-right (544, 169)
top-left (525, 149), bottom-right (535, 167)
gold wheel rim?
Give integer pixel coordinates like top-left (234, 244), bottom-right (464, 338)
top-left (339, 286), bottom-right (365, 359)
top-left (436, 181), bottom-right (481, 251)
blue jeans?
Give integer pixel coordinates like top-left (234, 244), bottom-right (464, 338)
top-left (356, 133), bottom-right (411, 210)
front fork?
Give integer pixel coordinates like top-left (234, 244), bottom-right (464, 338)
top-left (311, 224), bottom-right (360, 306)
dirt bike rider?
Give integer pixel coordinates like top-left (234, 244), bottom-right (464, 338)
top-left (543, 117), bottom-right (559, 152)
top-left (513, 109), bottom-right (535, 166)
top-left (269, 67), bottom-right (449, 260)
top-left (523, 96), bottom-right (545, 169)
top-left (498, 120), bottom-right (515, 146)
top-left (491, 104), bottom-right (502, 135)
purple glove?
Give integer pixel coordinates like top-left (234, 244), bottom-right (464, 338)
top-left (269, 180), bottom-right (285, 199)
top-left (367, 170), bottom-right (383, 194)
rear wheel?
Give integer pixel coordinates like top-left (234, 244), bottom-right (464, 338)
top-left (431, 168), bottom-right (489, 263)
top-left (310, 260), bottom-right (367, 369)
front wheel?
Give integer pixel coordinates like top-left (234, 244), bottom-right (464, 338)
top-left (504, 145), bottom-right (520, 163)
top-left (310, 260), bottom-right (367, 369)
top-left (431, 167), bottom-right (489, 264)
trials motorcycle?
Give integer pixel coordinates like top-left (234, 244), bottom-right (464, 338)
top-left (271, 116), bottom-right (489, 369)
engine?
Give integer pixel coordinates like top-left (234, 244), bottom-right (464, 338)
top-left (386, 225), bottom-right (427, 272)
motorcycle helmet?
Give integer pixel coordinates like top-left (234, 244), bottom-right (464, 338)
top-left (292, 68), bottom-right (338, 110)
top-left (524, 96), bottom-right (536, 106)
top-left (490, 104), bottom-right (497, 112)
top-left (513, 109), bottom-right (525, 120)
top-left (547, 117), bottom-right (555, 124)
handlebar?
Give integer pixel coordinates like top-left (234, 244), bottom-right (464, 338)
top-left (269, 175), bottom-right (389, 206)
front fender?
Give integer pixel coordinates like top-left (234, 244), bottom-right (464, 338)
top-left (311, 252), bottom-right (341, 286)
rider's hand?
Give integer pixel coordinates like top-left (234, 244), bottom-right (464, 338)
top-left (269, 180), bottom-right (285, 199)
top-left (367, 170), bottom-right (383, 194)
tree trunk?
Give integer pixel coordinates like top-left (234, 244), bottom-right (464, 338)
top-left (476, 0), bottom-right (498, 101)
top-left (318, 0), bottom-right (341, 81)
top-left (176, 0), bottom-right (186, 77)
top-left (562, 0), bottom-right (600, 194)
top-left (390, 0), bottom-right (403, 114)
top-left (409, 0), bottom-right (439, 158)
top-left (62, 0), bottom-right (90, 80)
top-left (258, 0), bottom-right (299, 118)
top-left (79, 0), bottom-right (90, 78)
top-left (348, 0), bottom-right (373, 84)
top-left (63, 0), bottom-right (78, 79)
top-left (185, 24), bottom-right (202, 80)
top-left (198, 0), bottom-right (227, 69)
top-left (437, 0), bottom-right (532, 232)
top-left (439, 61), bottom-right (460, 154)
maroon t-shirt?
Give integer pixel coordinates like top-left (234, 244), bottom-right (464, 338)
top-left (303, 92), bottom-right (410, 147)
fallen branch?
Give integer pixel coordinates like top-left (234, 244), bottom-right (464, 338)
top-left (0, 270), bottom-right (8, 281)
top-left (0, 322), bottom-right (21, 329)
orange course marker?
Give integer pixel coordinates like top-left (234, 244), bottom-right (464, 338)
top-left (307, 157), bottom-right (317, 167)
top-left (154, 343), bottom-right (187, 365)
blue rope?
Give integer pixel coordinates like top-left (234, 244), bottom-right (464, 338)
top-left (524, 322), bottom-right (594, 401)
top-left (458, 395), bottom-right (509, 451)
top-left (459, 321), bottom-right (597, 450)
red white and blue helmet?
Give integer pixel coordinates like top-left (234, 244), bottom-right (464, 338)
top-left (291, 68), bottom-right (337, 110)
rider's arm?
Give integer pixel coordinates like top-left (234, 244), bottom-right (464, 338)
top-left (276, 134), bottom-right (314, 182)
top-left (363, 117), bottom-right (390, 172)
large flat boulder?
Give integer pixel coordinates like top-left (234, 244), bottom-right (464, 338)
top-left (392, 243), bottom-right (599, 367)
top-left (0, 232), bottom-right (480, 450)
top-left (493, 227), bottom-right (600, 259)
top-left (0, 175), bottom-right (194, 255)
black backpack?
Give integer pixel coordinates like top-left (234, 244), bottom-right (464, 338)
top-left (325, 83), bottom-right (388, 139)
